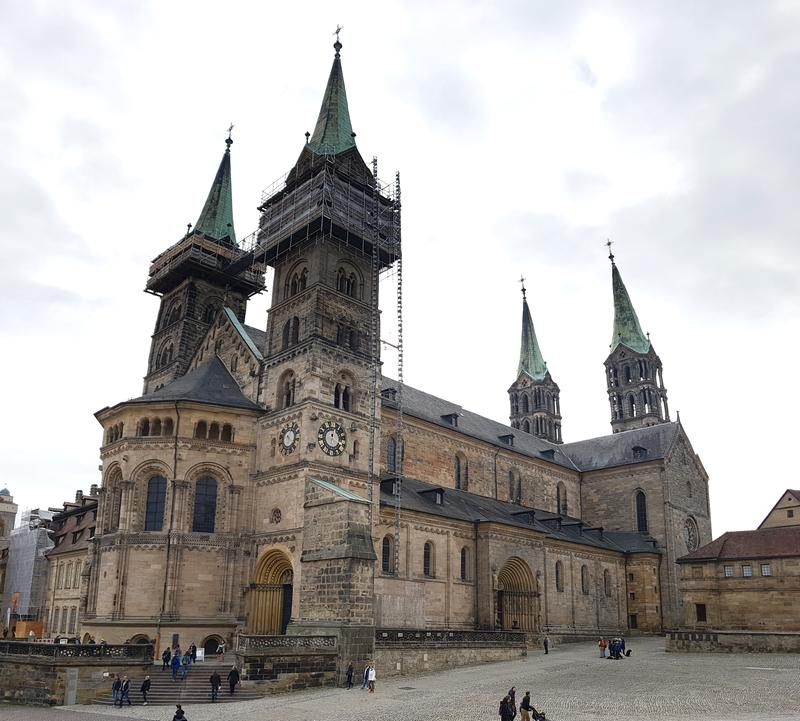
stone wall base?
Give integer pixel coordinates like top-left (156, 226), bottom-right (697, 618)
top-left (666, 630), bottom-right (800, 653)
top-left (375, 645), bottom-right (526, 677)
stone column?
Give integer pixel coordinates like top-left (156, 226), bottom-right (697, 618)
top-left (118, 481), bottom-right (135, 531)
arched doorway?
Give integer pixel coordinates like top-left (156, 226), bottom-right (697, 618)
top-left (496, 557), bottom-right (539, 632)
top-left (248, 549), bottom-right (294, 635)
top-left (202, 635), bottom-right (223, 657)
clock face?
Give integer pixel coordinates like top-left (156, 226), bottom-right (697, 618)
top-left (279, 423), bottom-right (299, 455)
top-left (317, 421), bottom-right (346, 456)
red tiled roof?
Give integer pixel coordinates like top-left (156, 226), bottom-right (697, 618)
top-left (678, 526), bottom-right (800, 562)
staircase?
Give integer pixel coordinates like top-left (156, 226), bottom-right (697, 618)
top-left (94, 659), bottom-right (263, 706)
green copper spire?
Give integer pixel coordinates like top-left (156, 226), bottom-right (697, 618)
top-left (518, 282), bottom-right (548, 381)
top-left (307, 36), bottom-right (356, 156)
top-left (194, 131), bottom-right (236, 244)
top-left (609, 249), bottom-right (650, 354)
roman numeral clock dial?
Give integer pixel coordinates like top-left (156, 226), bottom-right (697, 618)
top-left (317, 421), bottom-right (347, 456)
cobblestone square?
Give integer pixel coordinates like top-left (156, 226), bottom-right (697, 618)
top-left (1, 638), bottom-right (798, 721)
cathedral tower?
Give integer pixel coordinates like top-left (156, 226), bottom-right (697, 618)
top-left (508, 283), bottom-right (562, 443)
top-left (142, 133), bottom-right (265, 394)
top-left (604, 250), bottom-right (669, 432)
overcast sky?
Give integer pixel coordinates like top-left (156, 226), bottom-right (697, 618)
top-left (1, 1), bottom-right (798, 535)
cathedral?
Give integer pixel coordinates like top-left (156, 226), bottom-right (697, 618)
top-left (84, 39), bottom-right (712, 665)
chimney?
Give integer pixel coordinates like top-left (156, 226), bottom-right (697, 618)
top-left (75, 490), bottom-right (84, 503)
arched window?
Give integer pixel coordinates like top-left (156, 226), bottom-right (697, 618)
top-left (556, 482), bottom-right (567, 515)
top-left (298, 267), bottom-right (308, 292)
top-left (139, 418), bottom-right (150, 437)
top-left (628, 395), bottom-right (637, 417)
top-left (334, 383), bottom-right (351, 411)
top-left (342, 386), bottom-right (351, 411)
top-left (168, 305), bottom-right (181, 325)
top-left (352, 439), bottom-right (359, 460)
top-left (144, 475), bottom-right (167, 531)
top-left (624, 366), bottom-right (632, 384)
top-left (163, 418), bottom-right (174, 436)
top-left (386, 436), bottom-right (397, 472)
top-left (290, 273), bottom-right (299, 297)
top-left (454, 454), bottom-right (467, 490)
top-left (522, 419), bottom-right (530, 433)
top-left (279, 372), bottom-right (296, 409)
top-left (686, 481), bottom-right (693, 498)
top-left (581, 564), bottom-right (590, 594)
top-left (381, 536), bottom-right (393, 574)
top-left (203, 304), bottom-right (217, 323)
top-left (460, 547), bottom-right (469, 581)
top-left (636, 490), bottom-right (648, 533)
top-left (221, 424), bottom-right (233, 442)
top-left (603, 569), bottom-right (611, 597)
top-left (555, 560), bottom-right (564, 592)
top-left (423, 541), bottom-right (434, 577)
top-left (194, 421), bottom-right (207, 439)
top-left (192, 477), bottom-right (218, 533)
top-left (521, 394), bottom-right (529, 413)
top-left (208, 422), bottom-right (220, 441)
top-left (151, 418), bottom-right (162, 436)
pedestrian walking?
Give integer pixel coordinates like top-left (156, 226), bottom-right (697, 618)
top-left (543, 635), bottom-right (550, 655)
top-left (171, 651), bottom-right (181, 680)
top-left (181, 652), bottom-right (190, 679)
top-left (140, 675), bottom-right (150, 705)
top-left (520, 691), bottom-right (533, 721)
top-left (119, 675), bottom-right (132, 706)
top-left (346, 662), bottom-right (354, 689)
top-left (189, 642), bottom-right (197, 664)
top-left (162, 647), bottom-right (172, 670)
top-left (508, 686), bottom-right (517, 717)
top-left (227, 665), bottom-right (240, 696)
top-left (215, 639), bottom-right (226, 655)
top-left (172, 703), bottom-right (188, 720)
top-left (111, 674), bottom-right (122, 707)
top-left (499, 695), bottom-right (515, 721)
top-left (210, 670), bottom-right (221, 701)
top-left (362, 663), bottom-right (369, 690)
top-left (598, 637), bottom-right (607, 658)
top-left (367, 663), bottom-right (376, 693)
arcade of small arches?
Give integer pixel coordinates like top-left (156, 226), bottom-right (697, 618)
top-left (608, 359), bottom-right (664, 389)
top-left (510, 416), bottom-right (562, 442)
top-left (133, 417), bottom-right (176, 438)
top-left (336, 266), bottom-right (361, 299)
top-left (285, 266), bottom-right (308, 299)
top-left (610, 388), bottom-right (668, 421)
top-left (104, 422), bottom-right (124, 445)
top-left (511, 388), bottom-right (560, 417)
top-left (193, 420), bottom-right (235, 442)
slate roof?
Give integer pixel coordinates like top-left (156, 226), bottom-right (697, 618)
top-left (223, 308), bottom-right (264, 360)
top-left (46, 499), bottom-right (98, 558)
top-left (610, 261), bottom-right (650, 354)
top-left (242, 323), bottom-right (267, 356)
top-left (380, 476), bottom-right (660, 554)
top-left (518, 296), bottom-right (548, 381)
top-left (560, 423), bottom-right (680, 472)
top-left (382, 377), bottom-right (678, 473)
top-left (129, 357), bottom-right (261, 411)
top-left (678, 526), bottom-right (800, 562)
top-left (307, 41), bottom-right (356, 156)
top-left (194, 137), bottom-right (236, 244)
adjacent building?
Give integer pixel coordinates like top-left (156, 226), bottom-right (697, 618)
top-left (44, 489), bottom-right (99, 640)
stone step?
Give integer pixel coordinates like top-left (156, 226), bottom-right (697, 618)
top-left (94, 663), bottom-right (262, 705)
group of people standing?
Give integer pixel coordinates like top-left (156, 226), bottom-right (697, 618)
top-left (499, 687), bottom-right (547, 721)
top-left (598, 636), bottom-right (629, 659)
top-left (161, 642), bottom-right (198, 680)
top-left (111, 674), bottom-right (150, 706)
top-left (344, 661), bottom-right (376, 692)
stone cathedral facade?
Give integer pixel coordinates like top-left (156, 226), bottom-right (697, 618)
top-left (83, 42), bottom-right (712, 663)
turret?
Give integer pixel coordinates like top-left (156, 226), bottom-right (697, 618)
top-left (604, 247), bottom-right (669, 432)
top-left (508, 280), bottom-right (562, 443)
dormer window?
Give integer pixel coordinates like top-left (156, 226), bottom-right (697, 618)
top-left (498, 434), bottom-right (514, 446)
top-left (382, 388), bottom-right (397, 402)
top-left (441, 413), bottom-right (459, 427)
top-left (539, 449), bottom-right (556, 460)
top-left (632, 446), bottom-right (648, 459)
top-left (434, 490), bottom-right (444, 505)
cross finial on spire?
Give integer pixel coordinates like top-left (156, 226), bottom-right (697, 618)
top-left (225, 123), bottom-right (234, 152)
top-left (606, 238), bottom-right (615, 264)
top-left (520, 275), bottom-right (527, 300)
top-left (333, 25), bottom-right (343, 56)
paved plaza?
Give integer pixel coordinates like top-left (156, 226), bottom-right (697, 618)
top-left (1, 637), bottom-right (799, 721)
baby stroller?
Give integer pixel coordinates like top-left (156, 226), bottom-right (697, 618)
top-left (531, 707), bottom-right (547, 721)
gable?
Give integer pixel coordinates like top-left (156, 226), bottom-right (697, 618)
top-left (758, 489), bottom-right (800, 529)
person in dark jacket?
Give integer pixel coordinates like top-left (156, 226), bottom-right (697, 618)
top-left (162, 647), bottom-right (171, 670)
top-left (346, 662), bottom-right (354, 689)
top-left (210, 670), bottom-right (221, 701)
top-left (508, 686), bottom-right (517, 717)
top-left (499, 695), bottom-right (515, 721)
top-left (140, 675), bottom-right (150, 705)
top-left (171, 651), bottom-right (181, 680)
top-left (227, 665), bottom-right (240, 695)
top-left (520, 691), bottom-right (533, 721)
top-left (172, 704), bottom-right (187, 720)
top-left (189, 642), bottom-right (197, 664)
top-left (119, 675), bottom-right (132, 706)
top-left (111, 675), bottom-right (122, 707)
